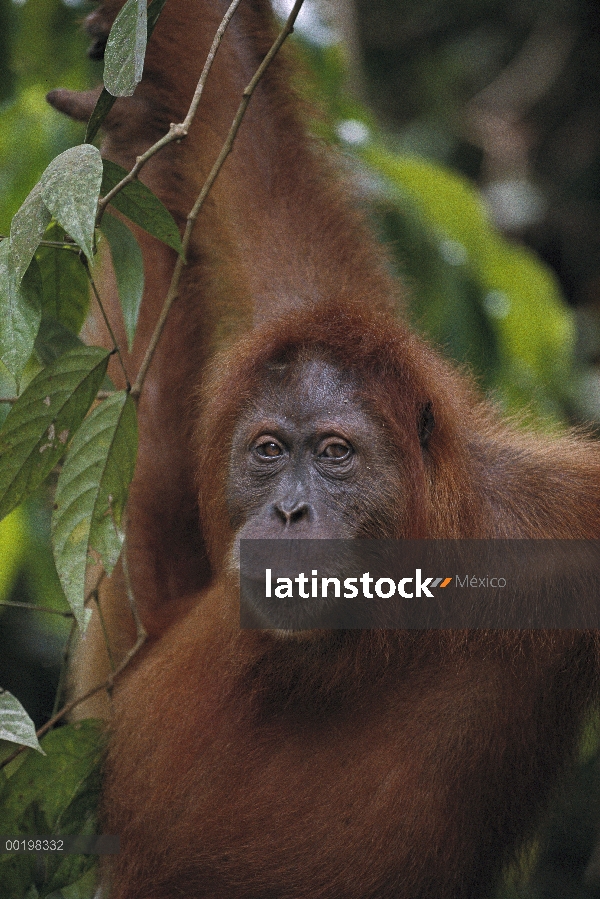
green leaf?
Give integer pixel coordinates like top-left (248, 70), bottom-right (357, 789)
top-left (0, 722), bottom-right (103, 897)
top-left (147, 0), bottom-right (169, 35)
top-left (0, 854), bottom-right (36, 899)
top-left (52, 391), bottom-right (138, 626)
top-left (35, 319), bottom-right (84, 367)
top-left (84, 89), bottom-right (115, 145)
top-left (9, 182), bottom-right (52, 286)
top-left (103, 0), bottom-right (147, 97)
top-left (0, 690), bottom-right (43, 753)
top-left (99, 214), bottom-right (144, 349)
top-left (84, 0), bottom-right (169, 142)
top-left (0, 242), bottom-right (42, 385)
top-left (42, 803), bottom-right (98, 895)
top-left (36, 224), bottom-right (89, 336)
top-left (39, 146), bottom-right (103, 263)
top-left (0, 720), bottom-right (103, 830)
top-left (101, 159), bottom-right (184, 255)
top-left (45, 866), bottom-right (98, 899)
top-left (0, 346), bottom-right (110, 521)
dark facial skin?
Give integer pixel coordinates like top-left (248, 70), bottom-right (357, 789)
top-left (228, 358), bottom-right (412, 628)
top-left (227, 358), bottom-right (405, 547)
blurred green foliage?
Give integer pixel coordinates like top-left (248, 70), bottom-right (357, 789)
top-left (299, 38), bottom-right (579, 421)
top-left (351, 0), bottom-right (600, 430)
top-left (0, 508), bottom-right (26, 602)
top-left (0, 0), bottom-right (93, 725)
top-left (0, 0), bottom-right (92, 235)
top-left (0, 721), bottom-right (104, 899)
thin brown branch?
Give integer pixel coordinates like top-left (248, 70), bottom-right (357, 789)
top-left (0, 623), bottom-right (147, 772)
top-left (120, 512), bottom-right (147, 644)
top-left (94, 589), bottom-right (117, 673)
top-left (131, 0), bottom-right (306, 400)
top-left (0, 600), bottom-right (73, 617)
top-left (51, 618), bottom-right (78, 719)
top-left (85, 263), bottom-right (131, 390)
top-left (81, 567), bottom-right (116, 676)
top-left (96, 0), bottom-right (243, 224)
top-left (45, 629), bottom-right (147, 733)
top-left (38, 240), bottom-right (79, 250)
top-left (36, 639), bottom-right (145, 739)
top-left (0, 236), bottom-right (78, 250)
top-left (1, 389), bottom-right (116, 405)
top-left (180, 0), bottom-right (244, 133)
top-left (0, 744), bottom-right (26, 770)
top-left (0, 573), bottom-right (116, 770)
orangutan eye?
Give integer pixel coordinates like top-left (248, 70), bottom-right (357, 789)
top-left (254, 439), bottom-right (284, 458)
top-left (319, 440), bottom-right (352, 460)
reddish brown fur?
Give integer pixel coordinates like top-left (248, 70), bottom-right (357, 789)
top-left (101, 300), bottom-right (600, 899)
top-left (48, 1), bottom-right (600, 897)
top-left (103, 620), bottom-right (597, 899)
